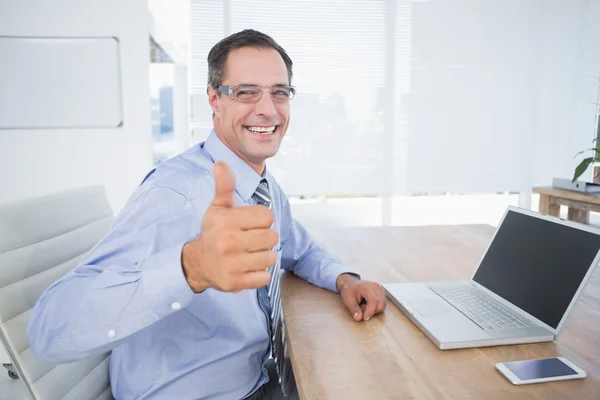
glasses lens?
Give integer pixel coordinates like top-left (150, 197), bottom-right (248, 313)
top-left (271, 87), bottom-right (292, 101)
top-left (233, 85), bottom-right (262, 102)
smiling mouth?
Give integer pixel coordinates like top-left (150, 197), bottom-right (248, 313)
top-left (244, 125), bottom-right (278, 136)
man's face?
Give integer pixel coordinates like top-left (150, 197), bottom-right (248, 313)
top-left (208, 47), bottom-right (291, 173)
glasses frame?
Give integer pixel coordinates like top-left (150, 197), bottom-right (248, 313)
top-left (218, 84), bottom-right (296, 103)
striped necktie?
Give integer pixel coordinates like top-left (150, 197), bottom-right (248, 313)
top-left (252, 179), bottom-right (292, 395)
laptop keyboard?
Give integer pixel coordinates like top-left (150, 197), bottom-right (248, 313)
top-left (430, 285), bottom-right (534, 330)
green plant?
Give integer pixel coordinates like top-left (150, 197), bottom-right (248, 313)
top-left (572, 138), bottom-right (600, 182)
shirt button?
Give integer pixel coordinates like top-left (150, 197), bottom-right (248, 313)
top-left (171, 302), bottom-right (181, 310)
top-left (108, 330), bottom-right (116, 338)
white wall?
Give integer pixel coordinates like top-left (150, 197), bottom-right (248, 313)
top-left (0, 0), bottom-right (153, 211)
top-left (0, 0), bottom-right (152, 363)
top-left (531, 0), bottom-right (600, 186)
top-left (403, 0), bottom-right (600, 193)
top-left (148, 0), bottom-right (190, 65)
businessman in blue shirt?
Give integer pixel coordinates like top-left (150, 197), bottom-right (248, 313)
top-left (28, 29), bottom-right (387, 400)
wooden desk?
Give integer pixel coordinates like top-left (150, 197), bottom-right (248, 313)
top-left (533, 187), bottom-right (600, 224)
top-left (281, 225), bottom-right (600, 399)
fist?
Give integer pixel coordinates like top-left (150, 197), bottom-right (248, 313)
top-left (182, 161), bottom-right (278, 293)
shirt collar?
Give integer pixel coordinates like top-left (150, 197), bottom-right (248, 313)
top-left (203, 129), bottom-right (263, 203)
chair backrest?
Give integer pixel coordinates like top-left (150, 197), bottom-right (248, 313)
top-left (0, 186), bottom-right (115, 400)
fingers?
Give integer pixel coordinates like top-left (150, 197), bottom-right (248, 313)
top-left (363, 285), bottom-right (387, 320)
top-left (240, 228), bottom-right (279, 252)
top-left (236, 250), bottom-right (278, 273)
top-left (341, 291), bottom-right (363, 321)
top-left (227, 206), bottom-right (275, 230)
top-left (236, 270), bottom-right (271, 291)
top-left (211, 162), bottom-right (236, 208)
top-left (345, 283), bottom-right (387, 322)
top-left (212, 252), bottom-right (275, 292)
top-left (362, 290), bottom-right (379, 321)
top-left (375, 284), bottom-right (387, 313)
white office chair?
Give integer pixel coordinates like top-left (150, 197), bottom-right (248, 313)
top-left (0, 186), bottom-right (115, 400)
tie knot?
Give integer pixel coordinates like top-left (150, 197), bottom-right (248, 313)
top-left (253, 179), bottom-right (271, 208)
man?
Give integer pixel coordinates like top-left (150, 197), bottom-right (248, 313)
top-left (28, 29), bottom-right (387, 400)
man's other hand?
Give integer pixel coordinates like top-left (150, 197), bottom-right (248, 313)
top-left (337, 274), bottom-right (387, 322)
top-left (181, 161), bottom-right (278, 293)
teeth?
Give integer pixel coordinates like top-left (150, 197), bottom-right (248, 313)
top-left (247, 126), bottom-right (276, 134)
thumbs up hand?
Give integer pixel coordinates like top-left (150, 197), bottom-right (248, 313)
top-left (182, 162), bottom-right (278, 293)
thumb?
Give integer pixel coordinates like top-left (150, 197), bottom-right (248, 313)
top-left (353, 306), bottom-right (363, 322)
top-left (211, 161), bottom-right (236, 208)
top-left (342, 292), bottom-right (363, 322)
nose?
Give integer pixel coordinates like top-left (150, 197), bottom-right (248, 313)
top-left (254, 91), bottom-right (276, 117)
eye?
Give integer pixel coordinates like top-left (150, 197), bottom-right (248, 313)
top-left (234, 86), bottom-right (261, 101)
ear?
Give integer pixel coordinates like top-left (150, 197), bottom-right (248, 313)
top-left (207, 85), bottom-right (221, 118)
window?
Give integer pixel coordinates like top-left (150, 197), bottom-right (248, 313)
top-left (190, 0), bottom-right (600, 224)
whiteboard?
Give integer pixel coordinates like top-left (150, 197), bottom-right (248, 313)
top-left (0, 36), bottom-right (123, 129)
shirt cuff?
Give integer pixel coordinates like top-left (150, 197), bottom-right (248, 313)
top-left (322, 264), bottom-right (361, 293)
top-left (142, 243), bottom-right (196, 319)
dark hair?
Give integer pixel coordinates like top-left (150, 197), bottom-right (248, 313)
top-left (207, 29), bottom-right (293, 91)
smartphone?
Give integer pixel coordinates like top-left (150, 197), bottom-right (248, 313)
top-left (496, 357), bottom-right (586, 385)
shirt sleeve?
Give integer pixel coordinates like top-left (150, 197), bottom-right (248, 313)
top-left (278, 194), bottom-right (360, 293)
top-left (28, 185), bottom-right (203, 364)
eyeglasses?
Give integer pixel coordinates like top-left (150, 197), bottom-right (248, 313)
top-left (218, 84), bottom-right (296, 103)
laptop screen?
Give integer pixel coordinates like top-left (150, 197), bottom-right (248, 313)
top-left (473, 209), bottom-right (600, 329)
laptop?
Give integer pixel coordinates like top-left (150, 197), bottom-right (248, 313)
top-left (383, 205), bottom-right (600, 350)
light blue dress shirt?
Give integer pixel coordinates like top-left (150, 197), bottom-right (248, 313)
top-left (28, 130), bottom-right (355, 400)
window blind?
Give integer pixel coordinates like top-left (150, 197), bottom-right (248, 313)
top-left (190, 0), bottom-right (600, 196)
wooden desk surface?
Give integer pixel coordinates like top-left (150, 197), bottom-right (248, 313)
top-left (533, 186), bottom-right (600, 206)
top-left (281, 225), bottom-right (600, 399)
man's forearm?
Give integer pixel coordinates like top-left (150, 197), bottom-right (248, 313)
top-left (28, 244), bottom-right (194, 364)
top-left (286, 242), bottom-right (360, 293)
top-left (280, 203), bottom-right (360, 292)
